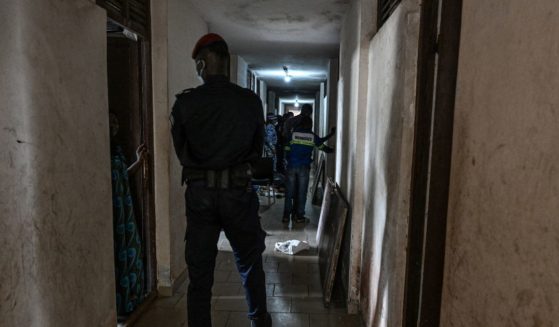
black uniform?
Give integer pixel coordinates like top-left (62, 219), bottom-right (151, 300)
top-left (170, 75), bottom-right (268, 327)
top-left (171, 75), bottom-right (264, 180)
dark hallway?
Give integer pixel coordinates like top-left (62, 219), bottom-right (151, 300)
top-left (2, 0), bottom-right (559, 327)
top-left (134, 196), bottom-right (362, 327)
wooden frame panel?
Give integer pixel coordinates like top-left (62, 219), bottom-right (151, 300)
top-left (318, 178), bottom-right (350, 307)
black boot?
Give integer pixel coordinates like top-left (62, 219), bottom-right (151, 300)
top-left (251, 312), bottom-right (272, 327)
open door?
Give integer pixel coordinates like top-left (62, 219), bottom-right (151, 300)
top-left (106, 19), bottom-right (156, 323)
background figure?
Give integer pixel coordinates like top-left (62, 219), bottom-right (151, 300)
top-left (264, 113), bottom-right (278, 171)
top-left (283, 116), bottom-right (335, 224)
top-left (109, 113), bottom-right (147, 316)
top-left (274, 114), bottom-right (286, 175)
top-left (276, 112), bottom-right (293, 175)
top-left (282, 104), bottom-right (312, 144)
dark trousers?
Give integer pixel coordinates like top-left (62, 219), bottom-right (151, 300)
top-left (185, 184), bottom-right (268, 327)
top-left (283, 166), bottom-right (310, 218)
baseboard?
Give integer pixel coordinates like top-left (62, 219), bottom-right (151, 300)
top-left (157, 268), bottom-right (188, 297)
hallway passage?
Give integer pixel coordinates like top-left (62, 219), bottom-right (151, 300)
top-left (134, 195), bottom-right (363, 327)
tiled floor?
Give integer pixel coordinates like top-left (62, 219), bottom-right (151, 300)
top-left (133, 191), bottom-right (363, 327)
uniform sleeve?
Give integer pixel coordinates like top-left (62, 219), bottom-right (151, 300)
top-left (314, 133), bottom-right (333, 153)
top-left (314, 134), bottom-right (327, 148)
top-left (170, 98), bottom-right (186, 160)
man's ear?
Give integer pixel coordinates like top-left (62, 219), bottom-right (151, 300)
top-left (196, 59), bottom-right (206, 72)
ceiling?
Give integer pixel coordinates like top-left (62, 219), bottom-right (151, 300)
top-left (189, 0), bottom-right (350, 90)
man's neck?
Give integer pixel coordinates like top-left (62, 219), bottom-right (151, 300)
top-left (204, 74), bottom-right (228, 83)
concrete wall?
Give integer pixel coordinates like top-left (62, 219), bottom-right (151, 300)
top-left (152, 0), bottom-right (208, 295)
top-left (360, 2), bottom-right (419, 326)
top-left (337, 0), bottom-right (419, 324)
top-left (440, 1), bottom-right (559, 325)
top-left (325, 58), bottom-right (339, 179)
top-left (336, 0), bottom-right (374, 311)
top-left (0, 1), bottom-right (115, 326)
top-left (230, 54), bottom-right (238, 83)
top-left (237, 55), bottom-right (249, 88)
top-left (267, 91), bottom-right (276, 114)
top-left (259, 80), bottom-right (268, 114)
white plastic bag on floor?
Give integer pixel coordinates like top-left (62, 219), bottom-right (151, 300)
top-left (274, 240), bottom-right (310, 255)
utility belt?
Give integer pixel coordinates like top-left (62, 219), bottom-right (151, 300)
top-left (183, 163), bottom-right (253, 189)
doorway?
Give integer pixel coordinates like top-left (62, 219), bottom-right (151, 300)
top-left (106, 19), bottom-right (156, 323)
top-left (403, 0), bottom-right (463, 326)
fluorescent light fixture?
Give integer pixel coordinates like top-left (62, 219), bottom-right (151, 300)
top-left (283, 66), bottom-right (292, 83)
top-left (253, 68), bottom-right (326, 79)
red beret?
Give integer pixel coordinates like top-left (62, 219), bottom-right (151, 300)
top-left (191, 33), bottom-right (227, 59)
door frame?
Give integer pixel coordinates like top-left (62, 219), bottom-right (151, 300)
top-left (104, 9), bottom-right (157, 322)
top-left (403, 0), bottom-right (463, 325)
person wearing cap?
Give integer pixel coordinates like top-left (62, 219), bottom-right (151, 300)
top-left (170, 33), bottom-right (271, 327)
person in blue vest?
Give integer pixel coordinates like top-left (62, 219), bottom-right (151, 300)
top-left (283, 116), bottom-right (336, 223)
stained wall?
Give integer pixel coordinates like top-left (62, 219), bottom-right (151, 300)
top-left (441, 1), bottom-right (559, 325)
top-left (152, 0), bottom-right (208, 294)
top-left (359, 2), bottom-right (419, 326)
top-left (336, 0), bottom-right (373, 311)
top-left (0, 0), bottom-right (115, 325)
top-left (336, 1), bottom-right (420, 324)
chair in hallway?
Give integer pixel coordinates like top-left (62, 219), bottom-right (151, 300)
top-left (251, 157), bottom-right (276, 206)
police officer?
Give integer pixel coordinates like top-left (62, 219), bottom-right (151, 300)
top-left (170, 33), bottom-right (272, 327)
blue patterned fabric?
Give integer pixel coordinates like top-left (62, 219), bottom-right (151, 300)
top-left (265, 123), bottom-right (278, 170)
top-left (111, 146), bottom-right (145, 316)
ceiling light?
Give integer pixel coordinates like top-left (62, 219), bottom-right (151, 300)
top-left (283, 66), bottom-right (291, 83)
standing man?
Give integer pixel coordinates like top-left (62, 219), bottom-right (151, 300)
top-left (282, 103), bottom-right (313, 143)
top-left (283, 116), bottom-right (335, 223)
top-left (170, 33), bottom-right (271, 327)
